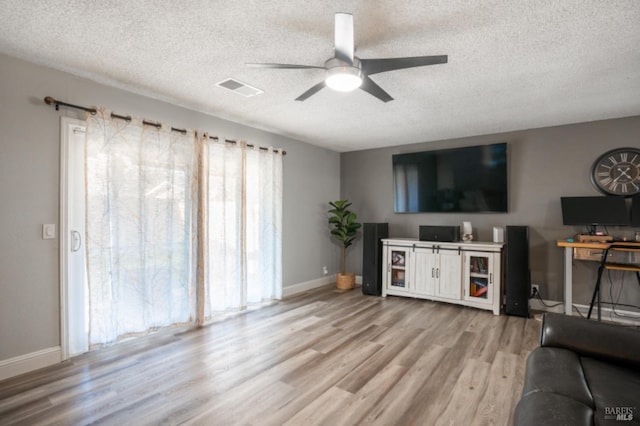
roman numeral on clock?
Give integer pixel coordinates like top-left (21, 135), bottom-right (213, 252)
top-left (600, 177), bottom-right (613, 186)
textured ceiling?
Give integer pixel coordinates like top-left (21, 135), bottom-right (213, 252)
top-left (1, 1), bottom-right (639, 152)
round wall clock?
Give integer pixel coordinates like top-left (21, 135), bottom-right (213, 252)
top-left (590, 147), bottom-right (640, 196)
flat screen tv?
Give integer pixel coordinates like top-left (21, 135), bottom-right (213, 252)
top-left (560, 196), bottom-right (629, 228)
top-left (393, 143), bottom-right (508, 213)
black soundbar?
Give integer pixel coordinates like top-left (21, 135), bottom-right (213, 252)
top-left (419, 225), bottom-right (460, 242)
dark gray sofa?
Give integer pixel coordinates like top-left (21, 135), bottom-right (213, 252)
top-left (514, 312), bottom-right (640, 425)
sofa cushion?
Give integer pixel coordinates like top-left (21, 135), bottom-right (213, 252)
top-left (580, 357), bottom-right (640, 425)
top-left (521, 347), bottom-right (594, 408)
top-left (541, 313), bottom-right (640, 370)
top-left (514, 391), bottom-right (594, 426)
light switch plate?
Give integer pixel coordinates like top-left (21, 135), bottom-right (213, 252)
top-left (43, 224), bottom-right (56, 240)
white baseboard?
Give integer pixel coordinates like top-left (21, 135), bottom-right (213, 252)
top-left (0, 346), bottom-right (61, 381)
top-left (529, 298), bottom-right (640, 326)
top-left (282, 275), bottom-right (337, 297)
top-left (282, 274), bottom-right (364, 298)
top-left (572, 303), bottom-right (640, 326)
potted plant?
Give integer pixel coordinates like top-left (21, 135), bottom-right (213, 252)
top-left (328, 199), bottom-right (362, 290)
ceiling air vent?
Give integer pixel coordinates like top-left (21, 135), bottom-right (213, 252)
top-left (216, 78), bottom-right (263, 97)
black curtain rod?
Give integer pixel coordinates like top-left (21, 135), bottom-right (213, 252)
top-left (207, 135), bottom-right (283, 154)
top-left (43, 96), bottom-right (286, 155)
top-left (108, 112), bottom-right (187, 134)
top-left (44, 96), bottom-right (97, 115)
top-left (44, 96), bottom-right (187, 135)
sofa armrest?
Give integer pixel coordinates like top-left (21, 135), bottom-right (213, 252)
top-left (540, 312), bottom-right (640, 369)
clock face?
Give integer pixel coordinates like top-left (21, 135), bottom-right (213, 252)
top-left (590, 148), bottom-right (640, 196)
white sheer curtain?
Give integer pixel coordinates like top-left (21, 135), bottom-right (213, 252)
top-left (84, 110), bottom-right (198, 346)
top-left (83, 110), bottom-right (282, 345)
top-left (200, 136), bottom-right (283, 317)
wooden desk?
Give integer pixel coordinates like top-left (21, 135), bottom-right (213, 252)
top-left (557, 240), bottom-right (640, 315)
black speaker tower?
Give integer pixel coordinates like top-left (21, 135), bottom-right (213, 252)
top-left (362, 223), bottom-right (388, 296)
top-left (504, 226), bottom-right (530, 317)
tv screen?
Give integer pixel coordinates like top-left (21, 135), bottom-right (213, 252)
top-left (560, 196), bottom-right (629, 226)
top-left (393, 143), bottom-right (508, 213)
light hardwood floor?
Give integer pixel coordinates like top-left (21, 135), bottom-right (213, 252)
top-left (0, 285), bottom-right (541, 425)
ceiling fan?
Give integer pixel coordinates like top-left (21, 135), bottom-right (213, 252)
top-left (246, 12), bottom-right (447, 102)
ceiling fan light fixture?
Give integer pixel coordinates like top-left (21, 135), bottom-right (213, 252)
top-left (325, 66), bottom-right (362, 92)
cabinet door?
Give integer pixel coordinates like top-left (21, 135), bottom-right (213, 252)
top-left (413, 248), bottom-right (436, 296)
top-left (386, 247), bottom-right (411, 293)
top-left (464, 251), bottom-right (494, 304)
top-left (436, 250), bottom-right (462, 299)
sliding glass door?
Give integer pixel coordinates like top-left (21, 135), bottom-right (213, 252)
top-left (61, 111), bottom-right (283, 353)
top-left (61, 118), bottom-right (89, 358)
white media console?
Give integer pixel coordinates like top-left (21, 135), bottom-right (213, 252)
top-left (381, 238), bottom-right (503, 315)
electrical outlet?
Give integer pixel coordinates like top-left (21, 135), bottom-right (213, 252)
top-left (322, 266), bottom-right (328, 276)
top-left (531, 284), bottom-right (539, 298)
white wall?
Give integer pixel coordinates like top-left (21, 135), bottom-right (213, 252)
top-left (0, 53), bottom-right (340, 362)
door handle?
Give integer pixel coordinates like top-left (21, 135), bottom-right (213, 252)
top-left (71, 230), bottom-right (82, 252)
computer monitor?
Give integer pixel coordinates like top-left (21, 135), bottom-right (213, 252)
top-left (561, 196), bottom-right (630, 232)
top-left (632, 195), bottom-right (640, 227)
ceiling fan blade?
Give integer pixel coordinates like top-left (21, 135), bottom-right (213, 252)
top-left (360, 55), bottom-right (448, 75)
top-left (295, 81), bottom-right (326, 101)
top-left (245, 63), bottom-right (325, 69)
top-left (334, 13), bottom-right (354, 64)
top-left (359, 76), bottom-right (393, 103)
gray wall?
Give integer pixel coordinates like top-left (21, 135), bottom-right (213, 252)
top-left (3, 50), bottom-right (639, 363)
top-left (0, 53), bottom-right (340, 360)
top-left (341, 117), bottom-right (640, 306)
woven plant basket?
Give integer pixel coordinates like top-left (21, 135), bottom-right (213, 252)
top-left (336, 273), bottom-right (356, 290)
